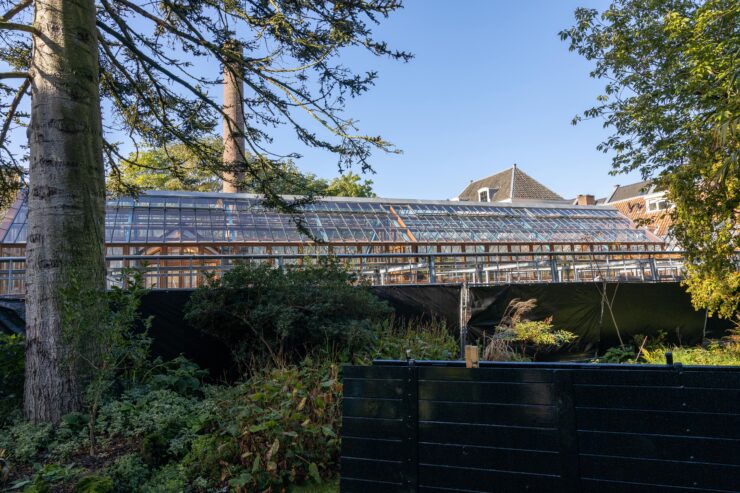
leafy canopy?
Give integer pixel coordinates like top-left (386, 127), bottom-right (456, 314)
top-left (108, 138), bottom-right (224, 194)
top-left (106, 137), bottom-right (375, 197)
top-left (561, 0), bottom-right (739, 317)
top-left (324, 171), bottom-right (376, 198)
top-left (109, 139), bottom-right (376, 197)
top-left (0, 0), bottom-right (410, 208)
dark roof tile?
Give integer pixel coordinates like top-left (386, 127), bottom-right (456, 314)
top-left (607, 181), bottom-right (654, 203)
top-left (458, 166), bottom-right (562, 202)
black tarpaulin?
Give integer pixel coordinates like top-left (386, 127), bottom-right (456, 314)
top-left (369, 285), bottom-right (461, 330)
top-left (466, 282), bottom-right (731, 353)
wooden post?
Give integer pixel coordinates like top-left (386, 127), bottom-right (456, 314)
top-left (465, 345), bottom-right (479, 368)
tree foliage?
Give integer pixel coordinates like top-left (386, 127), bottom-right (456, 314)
top-left (107, 139), bottom-right (224, 194)
top-left (561, 0), bottom-right (739, 317)
top-left (324, 171), bottom-right (376, 197)
top-left (109, 140), bottom-right (376, 197)
top-left (0, 0), bottom-right (409, 208)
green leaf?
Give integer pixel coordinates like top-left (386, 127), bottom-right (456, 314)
top-left (308, 462), bottom-right (322, 484)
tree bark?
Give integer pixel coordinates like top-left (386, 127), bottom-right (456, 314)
top-left (222, 41), bottom-right (245, 193)
top-left (24, 0), bottom-right (105, 423)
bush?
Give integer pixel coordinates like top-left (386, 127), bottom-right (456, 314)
top-left (482, 299), bottom-right (577, 360)
top-left (641, 341), bottom-right (740, 366)
top-left (360, 318), bottom-right (458, 362)
top-left (185, 261), bottom-right (392, 368)
top-left (182, 358), bottom-right (342, 491)
top-left (0, 333), bottom-right (24, 425)
top-left (595, 329), bottom-right (740, 366)
top-left (75, 475), bottom-right (113, 493)
top-left (107, 454), bottom-right (150, 493)
top-left (0, 421), bottom-right (53, 463)
top-left (140, 463), bottom-right (186, 493)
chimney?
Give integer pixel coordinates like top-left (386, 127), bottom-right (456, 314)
top-left (222, 40), bottom-right (245, 193)
top-left (577, 194), bottom-right (596, 206)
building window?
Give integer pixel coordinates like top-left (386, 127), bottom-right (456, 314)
top-left (647, 197), bottom-right (670, 212)
top-left (477, 187), bottom-right (497, 202)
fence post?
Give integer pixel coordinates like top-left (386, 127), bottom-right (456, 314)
top-left (465, 345), bottom-right (479, 368)
top-left (401, 360), bottom-right (418, 492)
top-left (554, 370), bottom-right (581, 492)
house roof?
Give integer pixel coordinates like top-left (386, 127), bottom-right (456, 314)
top-left (457, 165), bottom-right (563, 202)
top-left (607, 180), bottom-right (655, 203)
top-left (610, 198), bottom-right (673, 238)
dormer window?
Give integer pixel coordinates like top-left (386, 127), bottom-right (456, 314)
top-left (647, 197), bottom-right (671, 212)
top-left (477, 187), bottom-right (497, 203)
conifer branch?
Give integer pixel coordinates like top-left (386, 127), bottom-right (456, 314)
top-left (0, 71), bottom-right (28, 79)
top-left (1, 0), bottom-right (31, 22)
top-left (0, 20), bottom-right (38, 35)
top-left (0, 76), bottom-right (29, 144)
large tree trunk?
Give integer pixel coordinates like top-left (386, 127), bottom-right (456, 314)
top-left (24, 0), bottom-right (106, 423)
top-left (222, 41), bottom-right (245, 193)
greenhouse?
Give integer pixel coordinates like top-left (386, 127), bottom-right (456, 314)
top-left (0, 190), bottom-right (683, 294)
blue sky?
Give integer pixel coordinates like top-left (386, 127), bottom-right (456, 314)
top-left (271, 0), bottom-right (644, 201)
top-left (6, 1), bottom-right (644, 200)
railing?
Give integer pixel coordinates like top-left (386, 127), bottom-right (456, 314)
top-left (0, 250), bottom-right (698, 296)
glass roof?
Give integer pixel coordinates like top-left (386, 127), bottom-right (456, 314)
top-left (0, 191), bottom-right (661, 245)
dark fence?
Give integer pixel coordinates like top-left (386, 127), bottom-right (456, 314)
top-left (341, 360), bottom-right (740, 493)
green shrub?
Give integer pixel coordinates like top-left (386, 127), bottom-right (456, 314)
top-left (0, 421), bottom-right (53, 463)
top-left (107, 454), bottom-right (151, 493)
top-left (147, 356), bottom-right (208, 397)
top-left (75, 475), bottom-right (113, 493)
top-left (141, 463), bottom-right (187, 493)
top-left (361, 318), bottom-right (458, 362)
top-left (482, 299), bottom-right (577, 360)
top-left (96, 388), bottom-right (200, 456)
top-left (594, 330), bottom-right (740, 366)
top-left (598, 345), bottom-right (638, 363)
top-left (182, 358), bottom-right (342, 491)
top-left (15, 463), bottom-right (81, 492)
top-left (185, 261), bottom-right (392, 368)
top-left (641, 341), bottom-right (740, 366)
top-left (0, 333), bottom-right (24, 425)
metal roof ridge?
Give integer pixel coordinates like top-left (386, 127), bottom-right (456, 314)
top-left (134, 189), bottom-right (615, 211)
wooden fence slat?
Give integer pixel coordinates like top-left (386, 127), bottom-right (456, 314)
top-left (418, 381), bottom-right (554, 405)
top-left (576, 407), bottom-right (740, 439)
top-left (419, 400), bottom-right (557, 428)
top-left (340, 363), bottom-right (740, 493)
top-left (578, 430), bottom-right (740, 465)
top-left (418, 442), bottom-right (559, 475)
top-left (417, 422), bottom-right (558, 451)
